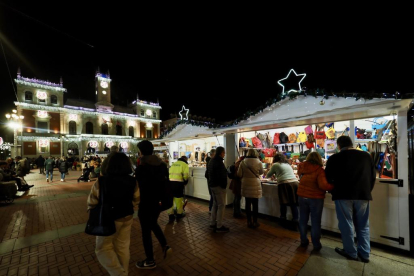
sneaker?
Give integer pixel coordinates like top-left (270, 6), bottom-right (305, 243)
top-left (163, 245), bottom-right (172, 260)
top-left (168, 214), bottom-right (175, 223)
top-left (61, 179), bottom-right (63, 182)
top-left (27, 185), bottom-right (34, 189)
top-left (46, 178), bottom-right (49, 182)
top-left (357, 252), bottom-right (370, 263)
top-left (335, 247), bottom-right (358, 261)
top-left (215, 226), bottom-right (230, 233)
top-left (136, 259), bottom-right (156, 269)
top-left (312, 246), bottom-right (322, 252)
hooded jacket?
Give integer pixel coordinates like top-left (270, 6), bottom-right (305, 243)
top-left (237, 157), bottom-right (264, 198)
top-left (169, 158), bottom-right (189, 182)
top-left (297, 161), bottom-right (333, 199)
top-left (135, 155), bottom-right (169, 209)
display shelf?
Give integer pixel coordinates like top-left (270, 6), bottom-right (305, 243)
top-left (355, 139), bottom-right (377, 142)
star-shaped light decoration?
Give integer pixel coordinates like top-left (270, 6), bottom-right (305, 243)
top-left (277, 69), bottom-right (307, 96)
top-left (179, 105), bottom-right (189, 120)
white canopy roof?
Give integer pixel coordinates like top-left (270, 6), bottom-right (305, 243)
top-left (216, 96), bottom-right (413, 133)
top-left (158, 124), bottom-right (216, 142)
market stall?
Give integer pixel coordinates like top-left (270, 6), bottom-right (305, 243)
top-left (216, 95), bottom-right (413, 251)
top-left (157, 123), bottom-right (236, 204)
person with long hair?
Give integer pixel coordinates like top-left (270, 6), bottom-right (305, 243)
top-left (297, 152), bottom-right (333, 251)
top-left (88, 152), bottom-right (140, 276)
top-left (266, 153), bottom-right (299, 226)
top-left (237, 149), bottom-right (264, 228)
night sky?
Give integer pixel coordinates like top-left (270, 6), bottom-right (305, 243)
top-left (0, 2), bottom-right (412, 131)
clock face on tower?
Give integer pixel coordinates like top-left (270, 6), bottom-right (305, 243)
top-left (100, 81), bottom-right (108, 88)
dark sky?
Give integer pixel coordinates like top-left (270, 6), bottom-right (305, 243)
top-left (0, 2), bottom-right (413, 126)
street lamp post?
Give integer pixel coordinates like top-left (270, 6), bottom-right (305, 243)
top-left (5, 109), bottom-right (24, 158)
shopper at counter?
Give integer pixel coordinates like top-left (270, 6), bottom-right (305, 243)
top-left (207, 147), bottom-right (229, 233)
top-left (237, 149), bottom-right (264, 228)
top-left (297, 152), bottom-right (334, 251)
top-left (229, 156), bottom-right (245, 219)
top-left (266, 153), bottom-right (299, 225)
top-left (325, 136), bottom-right (376, 263)
top-left (167, 156), bottom-right (189, 222)
top-left (205, 149), bottom-right (216, 214)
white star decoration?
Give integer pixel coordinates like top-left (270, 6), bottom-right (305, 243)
top-left (179, 105), bottom-right (189, 120)
top-left (277, 69), bottom-right (307, 96)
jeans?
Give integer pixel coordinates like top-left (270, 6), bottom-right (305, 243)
top-left (208, 186), bottom-right (213, 211)
top-left (233, 194), bottom-right (242, 216)
top-left (61, 172), bottom-right (66, 180)
top-left (298, 197), bottom-right (324, 247)
top-left (95, 218), bottom-right (133, 276)
top-left (46, 170), bottom-right (53, 181)
top-left (138, 208), bottom-right (167, 262)
top-left (210, 186), bottom-right (226, 228)
top-left (335, 200), bottom-right (370, 259)
top-left (280, 204), bottom-right (299, 221)
top-left (245, 197), bottom-right (258, 223)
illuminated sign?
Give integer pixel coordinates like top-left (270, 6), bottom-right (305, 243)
top-left (37, 110), bottom-right (48, 118)
top-left (0, 137), bottom-right (3, 145)
top-left (89, 141), bottom-right (98, 148)
top-left (146, 122), bottom-right (153, 128)
top-left (69, 114), bottom-right (78, 121)
top-left (120, 142), bottom-right (128, 148)
top-left (39, 139), bottom-right (48, 147)
top-left (36, 91), bottom-right (47, 100)
top-left (146, 109), bottom-right (152, 116)
top-left (105, 141), bottom-right (114, 148)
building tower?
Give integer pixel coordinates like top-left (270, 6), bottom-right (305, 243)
top-left (95, 68), bottom-right (114, 112)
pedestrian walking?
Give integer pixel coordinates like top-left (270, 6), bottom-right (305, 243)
top-left (167, 156), bottom-right (189, 222)
top-left (44, 156), bottom-right (55, 182)
top-left (59, 156), bottom-right (69, 182)
top-left (36, 155), bottom-right (45, 174)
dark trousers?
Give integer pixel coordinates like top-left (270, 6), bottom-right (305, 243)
top-left (233, 194), bottom-right (242, 216)
top-left (245, 197), bottom-right (259, 223)
top-left (208, 186), bottom-right (213, 211)
top-left (39, 166), bottom-right (45, 174)
top-left (138, 208), bottom-right (167, 261)
top-left (280, 204), bottom-right (299, 221)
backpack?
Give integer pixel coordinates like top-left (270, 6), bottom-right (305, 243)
top-left (251, 137), bottom-right (263, 148)
top-left (24, 158), bottom-right (31, 174)
top-left (227, 164), bottom-right (236, 179)
top-left (279, 132), bottom-right (288, 143)
top-left (297, 132), bottom-right (307, 143)
top-left (288, 133), bottom-right (297, 143)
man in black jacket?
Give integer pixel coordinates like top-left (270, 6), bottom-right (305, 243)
top-left (208, 146), bottom-right (229, 232)
top-left (135, 140), bottom-right (172, 269)
top-left (36, 155), bottom-right (45, 174)
top-left (325, 136), bottom-right (376, 263)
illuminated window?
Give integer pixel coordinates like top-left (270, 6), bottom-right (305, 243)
top-left (69, 121), bottom-right (76, 134)
top-left (152, 111), bottom-right (156, 118)
top-left (129, 126), bottom-right (134, 137)
top-left (101, 123), bottom-right (108, 135)
top-left (140, 109), bottom-right (144, 116)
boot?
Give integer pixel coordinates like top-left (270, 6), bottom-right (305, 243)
top-left (247, 219), bottom-right (254, 228)
top-left (168, 214), bottom-right (175, 223)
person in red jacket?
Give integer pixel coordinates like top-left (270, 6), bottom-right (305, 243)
top-left (297, 152), bottom-right (333, 251)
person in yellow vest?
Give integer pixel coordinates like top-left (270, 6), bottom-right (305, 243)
top-left (168, 156), bottom-right (189, 222)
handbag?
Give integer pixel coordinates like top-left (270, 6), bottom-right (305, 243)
top-left (288, 133), bottom-right (297, 143)
top-left (273, 133), bottom-right (280, 145)
top-left (298, 143), bottom-right (307, 162)
top-left (316, 147), bottom-right (325, 158)
top-left (296, 132), bottom-right (307, 143)
top-left (305, 125), bottom-right (313, 135)
top-left (85, 178), bottom-right (116, 236)
top-left (279, 132), bottom-right (288, 143)
top-left (239, 137), bottom-right (246, 148)
top-left (314, 125), bottom-right (326, 139)
top-left (262, 148), bottom-right (276, 157)
top-left (252, 137), bottom-right (263, 148)
top-left (325, 127), bottom-right (336, 139)
top-left (246, 138), bottom-right (253, 148)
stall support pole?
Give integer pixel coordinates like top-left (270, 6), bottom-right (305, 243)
top-left (350, 120), bottom-right (355, 145)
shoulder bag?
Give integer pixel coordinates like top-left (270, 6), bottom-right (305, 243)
top-left (85, 178), bottom-right (116, 236)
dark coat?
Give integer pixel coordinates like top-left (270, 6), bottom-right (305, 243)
top-left (325, 149), bottom-right (376, 201)
top-left (207, 156), bottom-right (228, 189)
top-left (58, 160), bottom-right (68, 173)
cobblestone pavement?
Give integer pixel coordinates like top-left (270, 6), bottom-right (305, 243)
top-left (0, 169), bottom-right (311, 275)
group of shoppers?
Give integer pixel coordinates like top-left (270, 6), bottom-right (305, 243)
top-left (227, 136), bottom-right (375, 263)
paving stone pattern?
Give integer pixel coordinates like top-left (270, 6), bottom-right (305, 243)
top-left (0, 170), bottom-right (311, 275)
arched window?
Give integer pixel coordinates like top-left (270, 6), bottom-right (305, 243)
top-left (69, 121), bottom-right (77, 134)
top-left (152, 111), bottom-right (156, 118)
top-left (51, 95), bottom-right (58, 104)
top-left (101, 123), bottom-right (108, 135)
top-left (129, 126), bottom-right (134, 137)
top-left (25, 91), bottom-right (33, 101)
top-left (140, 109), bottom-right (144, 116)
top-left (116, 125), bottom-right (122, 136)
top-left (67, 142), bottom-right (79, 155)
top-left (86, 122), bottom-right (93, 134)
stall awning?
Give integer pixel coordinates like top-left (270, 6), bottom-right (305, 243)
top-left (214, 96), bottom-right (413, 133)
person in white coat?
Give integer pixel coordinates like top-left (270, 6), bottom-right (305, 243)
top-left (237, 149), bottom-right (264, 228)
